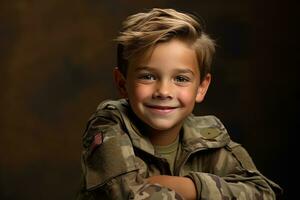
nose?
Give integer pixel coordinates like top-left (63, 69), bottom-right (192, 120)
top-left (153, 80), bottom-right (173, 99)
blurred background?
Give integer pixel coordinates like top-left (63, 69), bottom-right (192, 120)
top-left (1, 0), bottom-right (294, 199)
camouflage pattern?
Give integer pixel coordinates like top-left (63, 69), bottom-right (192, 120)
top-left (77, 99), bottom-right (282, 200)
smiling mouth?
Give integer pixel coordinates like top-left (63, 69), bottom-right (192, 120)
top-left (145, 104), bottom-right (178, 114)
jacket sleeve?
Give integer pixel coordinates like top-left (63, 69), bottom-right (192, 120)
top-left (185, 142), bottom-right (282, 200)
top-left (79, 110), bottom-right (184, 200)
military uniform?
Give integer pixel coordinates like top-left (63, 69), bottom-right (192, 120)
top-left (77, 99), bottom-right (282, 200)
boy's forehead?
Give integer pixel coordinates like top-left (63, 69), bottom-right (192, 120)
top-left (133, 39), bottom-right (194, 61)
top-left (127, 40), bottom-right (200, 76)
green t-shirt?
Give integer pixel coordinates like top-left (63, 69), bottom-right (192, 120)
top-left (154, 136), bottom-right (180, 175)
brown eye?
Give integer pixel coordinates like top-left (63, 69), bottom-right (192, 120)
top-left (138, 73), bottom-right (156, 81)
top-left (175, 75), bottom-right (190, 82)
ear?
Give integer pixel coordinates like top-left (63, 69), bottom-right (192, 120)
top-left (113, 67), bottom-right (128, 98)
top-left (195, 73), bottom-right (211, 103)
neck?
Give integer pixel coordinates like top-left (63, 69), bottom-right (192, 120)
top-left (147, 124), bottom-right (182, 146)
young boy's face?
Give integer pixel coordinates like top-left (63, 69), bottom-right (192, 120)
top-left (115, 39), bottom-right (210, 133)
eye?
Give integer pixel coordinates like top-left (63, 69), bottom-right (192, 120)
top-left (138, 73), bottom-right (156, 81)
top-left (174, 75), bottom-right (190, 83)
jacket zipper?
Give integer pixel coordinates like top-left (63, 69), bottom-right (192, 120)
top-left (174, 147), bottom-right (206, 176)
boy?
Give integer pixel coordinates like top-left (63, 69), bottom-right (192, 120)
top-left (77, 8), bottom-right (282, 200)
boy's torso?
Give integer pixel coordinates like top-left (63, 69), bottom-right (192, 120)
top-left (79, 99), bottom-right (282, 199)
top-left (89, 99), bottom-right (237, 178)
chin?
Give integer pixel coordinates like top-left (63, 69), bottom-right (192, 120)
top-left (146, 120), bottom-right (178, 131)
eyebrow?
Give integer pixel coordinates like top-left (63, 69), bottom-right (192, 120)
top-left (135, 66), bottom-right (153, 72)
top-left (135, 65), bottom-right (196, 75)
top-left (173, 68), bottom-right (195, 75)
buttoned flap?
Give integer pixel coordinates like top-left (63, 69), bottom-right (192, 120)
top-left (83, 126), bottom-right (138, 190)
top-left (227, 142), bottom-right (257, 172)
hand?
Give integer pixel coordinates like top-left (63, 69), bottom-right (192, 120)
top-left (147, 175), bottom-right (196, 200)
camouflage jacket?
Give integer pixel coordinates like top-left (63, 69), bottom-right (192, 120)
top-left (77, 99), bottom-right (282, 200)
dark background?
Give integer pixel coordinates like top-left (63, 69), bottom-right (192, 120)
top-left (1, 0), bottom-right (294, 199)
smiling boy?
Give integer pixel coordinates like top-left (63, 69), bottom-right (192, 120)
top-left (77, 8), bottom-right (282, 200)
top-left (117, 38), bottom-right (209, 146)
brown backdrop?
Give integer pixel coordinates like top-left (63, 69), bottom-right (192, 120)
top-left (1, 1), bottom-right (293, 199)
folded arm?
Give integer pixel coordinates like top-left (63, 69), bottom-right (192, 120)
top-left (147, 175), bottom-right (196, 200)
top-left (145, 143), bottom-right (282, 200)
top-left (184, 144), bottom-right (282, 200)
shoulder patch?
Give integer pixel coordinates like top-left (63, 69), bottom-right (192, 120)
top-left (89, 132), bottom-right (103, 153)
top-left (201, 127), bottom-right (221, 139)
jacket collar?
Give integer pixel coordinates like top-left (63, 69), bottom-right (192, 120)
top-left (181, 114), bottom-right (231, 151)
top-left (106, 99), bottom-right (231, 154)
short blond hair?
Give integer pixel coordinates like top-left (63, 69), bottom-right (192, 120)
top-left (116, 8), bottom-right (215, 82)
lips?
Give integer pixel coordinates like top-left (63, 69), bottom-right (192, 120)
top-left (144, 104), bottom-right (178, 114)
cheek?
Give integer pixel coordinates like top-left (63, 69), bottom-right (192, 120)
top-left (177, 88), bottom-right (198, 104)
top-left (129, 83), bottom-right (153, 101)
